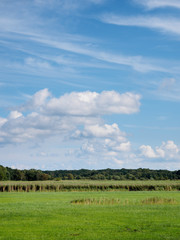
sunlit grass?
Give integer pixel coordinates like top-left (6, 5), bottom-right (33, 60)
top-left (0, 191), bottom-right (180, 239)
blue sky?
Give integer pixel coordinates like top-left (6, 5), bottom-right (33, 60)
top-left (0, 0), bottom-right (180, 170)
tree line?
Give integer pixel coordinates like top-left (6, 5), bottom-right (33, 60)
top-left (0, 165), bottom-right (180, 181)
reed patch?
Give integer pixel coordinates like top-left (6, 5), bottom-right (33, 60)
top-left (141, 197), bottom-right (177, 205)
top-left (0, 180), bottom-right (180, 192)
top-left (71, 198), bottom-right (131, 205)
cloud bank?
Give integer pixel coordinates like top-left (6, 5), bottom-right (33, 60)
top-left (0, 89), bottom-right (179, 169)
top-left (0, 89), bottom-right (141, 145)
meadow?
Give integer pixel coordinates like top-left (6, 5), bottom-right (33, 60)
top-left (0, 189), bottom-right (180, 239)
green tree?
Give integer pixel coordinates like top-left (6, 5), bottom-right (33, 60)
top-left (0, 165), bottom-right (10, 180)
top-left (12, 169), bottom-right (25, 181)
top-left (67, 173), bottom-right (74, 180)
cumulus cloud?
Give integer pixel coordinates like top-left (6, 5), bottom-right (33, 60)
top-left (73, 123), bottom-right (126, 140)
top-left (29, 88), bottom-right (51, 109)
top-left (3, 88), bottom-right (179, 169)
top-left (1, 89), bottom-right (179, 169)
top-left (0, 88), bottom-right (140, 168)
top-left (0, 117), bottom-right (7, 127)
top-left (8, 111), bottom-right (23, 119)
top-left (140, 140), bottom-right (180, 160)
top-left (71, 122), bottom-right (133, 167)
top-left (70, 122), bottom-right (131, 165)
top-left (81, 142), bottom-right (95, 153)
top-left (139, 145), bottom-right (157, 158)
top-left (71, 136), bottom-right (138, 169)
top-left (46, 91), bottom-right (141, 116)
top-left (113, 141), bottom-right (131, 152)
top-left (0, 88), bottom-right (140, 146)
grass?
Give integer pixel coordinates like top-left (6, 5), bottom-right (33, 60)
top-left (0, 191), bottom-right (180, 239)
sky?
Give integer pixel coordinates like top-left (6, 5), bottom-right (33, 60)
top-left (0, 0), bottom-right (180, 170)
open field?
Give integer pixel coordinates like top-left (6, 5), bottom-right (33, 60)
top-left (0, 191), bottom-right (180, 239)
top-left (1, 180), bottom-right (180, 192)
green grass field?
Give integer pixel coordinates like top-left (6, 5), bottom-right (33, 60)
top-left (0, 191), bottom-right (180, 240)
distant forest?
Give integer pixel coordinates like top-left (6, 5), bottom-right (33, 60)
top-left (0, 165), bottom-right (180, 181)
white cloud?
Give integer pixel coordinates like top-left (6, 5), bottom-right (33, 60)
top-left (81, 142), bottom-right (95, 153)
top-left (139, 145), bottom-right (157, 158)
top-left (71, 123), bottom-right (133, 167)
top-left (84, 123), bottom-right (124, 139)
top-left (101, 14), bottom-right (180, 36)
top-left (46, 91), bottom-right (141, 116)
top-left (140, 140), bottom-right (180, 160)
top-left (156, 141), bottom-right (179, 159)
top-left (0, 89), bottom-right (140, 146)
top-left (25, 57), bottom-right (52, 70)
top-left (113, 158), bottom-right (124, 165)
top-left (22, 88), bottom-right (51, 111)
top-left (134, 0), bottom-right (180, 10)
top-left (0, 88), bottom-right (140, 169)
top-left (31, 88), bottom-right (51, 108)
top-left (72, 137), bottom-right (134, 168)
top-left (0, 117), bottom-right (7, 127)
top-left (1, 87), bottom-right (179, 169)
top-left (8, 111), bottom-right (23, 119)
top-left (72, 123), bottom-right (126, 142)
top-left (113, 141), bottom-right (131, 152)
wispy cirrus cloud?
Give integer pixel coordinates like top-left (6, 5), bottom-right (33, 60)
top-left (24, 34), bottom-right (167, 73)
top-left (148, 77), bottom-right (180, 102)
top-left (101, 14), bottom-right (180, 36)
top-left (0, 31), bottom-right (166, 74)
top-left (134, 0), bottom-right (180, 10)
top-left (34, 0), bottom-right (105, 12)
top-left (0, 2), bottom-right (170, 75)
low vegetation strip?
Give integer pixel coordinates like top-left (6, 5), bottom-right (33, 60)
top-left (71, 197), bottom-right (177, 205)
top-left (71, 198), bottom-right (122, 205)
top-left (141, 197), bottom-right (177, 205)
top-left (0, 180), bottom-right (180, 192)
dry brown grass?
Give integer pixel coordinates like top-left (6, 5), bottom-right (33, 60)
top-left (141, 197), bottom-right (177, 205)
